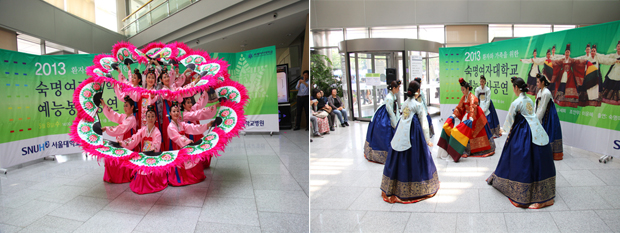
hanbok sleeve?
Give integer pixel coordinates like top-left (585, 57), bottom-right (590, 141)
top-left (532, 57), bottom-right (546, 66)
top-left (520, 58), bottom-right (533, 64)
top-left (480, 88), bottom-right (491, 113)
top-left (385, 96), bottom-right (398, 128)
top-left (416, 104), bottom-right (431, 142)
top-left (152, 128), bottom-right (162, 152)
top-left (103, 105), bottom-right (123, 124)
top-left (191, 94), bottom-right (208, 111)
top-left (168, 122), bottom-right (192, 148)
top-left (183, 105), bottom-right (217, 122)
top-left (119, 128), bottom-right (144, 150)
top-left (502, 100), bottom-right (519, 134)
top-left (182, 121), bottom-right (210, 135)
top-left (598, 53), bottom-right (617, 65)
top-left (106, 115), bottom-right (136, 137)
top-left (420, 91), bottom-right (429, 115)
top-left (536, 90), bottom-right (551, 122)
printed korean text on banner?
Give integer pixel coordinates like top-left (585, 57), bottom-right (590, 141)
top-left (439, 20), bottom-right (620, 156)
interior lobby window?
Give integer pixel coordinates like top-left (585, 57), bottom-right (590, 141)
top-left (95, 0), bottom-right (118, 32)
top-left (45, 41), bottom-right (75, 54)
top-left (554, 25), bottom-right (576, 32)
top-left (514, 24), bottom-right (552, 37)
top-left (488, 24), bottom-right (512, 42)
top-left (17, 33), bottom-right (41, 55)
top-left (345, 28), bottom-right (369, 40)
top-left (371, 26), bottom-right (417, 39)
top-left (312, 29), bottom-right (344, 48)
top-left (419, 25), bottom-right (445, 44)
top-left (446, 25), bottom-right (488, 47)
top-left (44, 0), bottom-right (119, 33)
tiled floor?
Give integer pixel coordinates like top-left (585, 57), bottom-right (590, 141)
top-left (0, 130), bottom-right (309, 233)
top-left (310, 117), bottom-right (620, 233)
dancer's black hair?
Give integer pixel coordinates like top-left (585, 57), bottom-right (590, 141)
top-left (406, 81), bottom-right (420, 98)
top-left (124, 96), bottom-right (138, 113)
top-left (133, 69), bottom-right (142, 86)
top-left (510, 77), bottom-right (529, 93)
top-left (536, 74), bottom-right (550, 87)
top-left (459, 78), bottom-right (472, 91)
top-left (387, 80), bottom-right (402, 90)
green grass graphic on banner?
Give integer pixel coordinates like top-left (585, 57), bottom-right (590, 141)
top-left (211, 46), bottom-right (278, 116)
top-left (440, 20), bottom-right (620, 131)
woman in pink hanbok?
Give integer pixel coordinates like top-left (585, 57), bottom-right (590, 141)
top-left (158, 66), bottom-right (192, 151)
top-left (100, 96), bottom-right (137, 183)
top-left (167, 101), bottom-right (215, 186)
top-left (120, 106), bottom-right (167, 194)
top-left (182, 96), bottom-right (219, 167)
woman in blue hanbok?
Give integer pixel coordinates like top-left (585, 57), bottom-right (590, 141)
top-left (381, 80), bottom-right (439, 204)
top-left (414, 77), bottom-right (434, 138)
top-left (535, 74), bottom-right (564, 160)
top-left (364, 80), bottom-right (401, 164)
top-left (475, 75), bottom-right (501, 138)
top-left (487, 77), bottom-right (556, 209)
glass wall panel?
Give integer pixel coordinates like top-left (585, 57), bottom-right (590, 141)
top-left (419, 25), bottom-right (445, 44)
top-left (446, 25), bottom-right (488, 46)
top-left (554, 25), bottom-right (576, 32)
top-left (345, 28), bottom-right (368, 40)
top-left (514, 24), bottom-right (551, 37)
top-left (370, 26), bottom-right (417, 39)
top-left (312, 29), bottom-right (344, 47)
top-left (489, 24), bottom-right (512, 42)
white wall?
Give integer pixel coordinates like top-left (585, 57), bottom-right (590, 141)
top-left (311, 0), bottom-right (620, 29)
top-left (0, 0), bottom-right (126, 53)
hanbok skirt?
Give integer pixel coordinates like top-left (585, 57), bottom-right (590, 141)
top-left (364, 105), bottom-right (395, 164)
top-left (485, 101), bottom-right (501, 138)
top-left (486, 113), bottom-right (556, 209)
top-left (601, 66), bottom-right (620, 105)
top-left (168, 162), bottom-right (206, 186)
top-left (526, 67), bottom-right (540, 96)
top-left (542, 103), bottom-right (564, 160)
top-left (103, 159), bottom-right (132, 184)
top-left (381, 115), bottom-right (439, 204)
top-left (130, 171), bottom-right (168, 194)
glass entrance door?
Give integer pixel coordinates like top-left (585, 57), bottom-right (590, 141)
top-left (347, 51), bottom-right (404, 121)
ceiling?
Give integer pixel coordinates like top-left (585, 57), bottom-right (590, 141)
top-left (128, 0), bottom-right (309, 53)
top-left (194, 10), bottom-right (307, 53)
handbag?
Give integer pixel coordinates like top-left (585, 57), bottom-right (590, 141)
top-left (313, 111), bottom-right (328, 118)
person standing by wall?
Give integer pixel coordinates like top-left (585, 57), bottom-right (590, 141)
top-left (294, 70), bottom-right (310, 130)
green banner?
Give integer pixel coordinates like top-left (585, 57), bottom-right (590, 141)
top-left (211, 46), bottom-right (278, 132)
top-left (0, 50), bottom-right (95, 144)
top-left (440, 20), bottom-right (620, 131)
top-left (0, 45), bottom-right (278, 145)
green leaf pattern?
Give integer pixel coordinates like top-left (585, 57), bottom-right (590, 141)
top-left (183, 131), bottom-right (219, 155)
top-left (129, 151), bottom-right (178, 167)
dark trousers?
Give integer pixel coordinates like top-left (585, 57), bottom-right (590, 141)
top-left (296, 95), bottom-right (309, 128)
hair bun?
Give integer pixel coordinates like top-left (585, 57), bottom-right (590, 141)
top-left (459, 78), bottom-right (465, 84)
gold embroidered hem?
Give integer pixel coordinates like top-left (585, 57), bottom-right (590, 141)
top-left (364, 141), bottom-right (387, 164)
top-left (382, 191), bottom-right (437, 204)
top-left (487, 173), bottom-right (555, 205)
top-left (510, 198), bottom-right (554, 209)
top-left (465, 138), bottom-right (495, 157)
top-left (380, 172), bottom-right (440, 200)
top-left (488, 125), bottom-right (501, 138)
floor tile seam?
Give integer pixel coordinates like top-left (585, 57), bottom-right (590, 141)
top-left (40, 213), bottom-right (88, 226)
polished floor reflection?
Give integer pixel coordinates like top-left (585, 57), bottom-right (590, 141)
top-left (310, 117), bottom-right (620, 232)
top-left (0, 130), bottom-right (309, 233)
